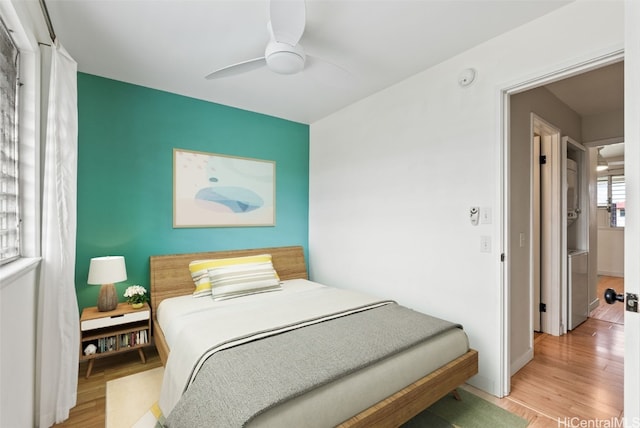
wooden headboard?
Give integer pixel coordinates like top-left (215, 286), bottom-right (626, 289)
top-left (149, 245), bottom-right (307, 321)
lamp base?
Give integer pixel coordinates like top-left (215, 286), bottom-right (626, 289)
top-left (97, 283), bottom-right (118, 312)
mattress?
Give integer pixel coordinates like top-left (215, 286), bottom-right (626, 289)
top-left (157, 279), bottom-right (470, 427)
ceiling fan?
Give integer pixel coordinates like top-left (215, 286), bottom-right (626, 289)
top-left (205, 0), bottom-right (350, 83)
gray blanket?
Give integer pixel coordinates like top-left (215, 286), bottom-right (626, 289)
top-left (165, 302), bottom-right (461, 427)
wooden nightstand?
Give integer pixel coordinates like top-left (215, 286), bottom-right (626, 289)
top-left (79, 302), bottom-right (151, 378)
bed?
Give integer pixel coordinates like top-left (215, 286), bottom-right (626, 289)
top-left (150, 245), bottom-right (478, 427)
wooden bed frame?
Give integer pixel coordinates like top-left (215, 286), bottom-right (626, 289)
top-left (149, 245), bottom-right (478, 427)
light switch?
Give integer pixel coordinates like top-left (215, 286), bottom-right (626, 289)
top-left (481, 207), bottom-right (492, 224)
top-left (519, 233), bottom-right (525, 248)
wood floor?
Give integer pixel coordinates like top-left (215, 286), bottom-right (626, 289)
top-left (54, 347), bottom-right (163, 428)
top-left (590, 275), bottom-right (625, 325)
top-left (56, 276), bottom-right (625, 428)
top-left (468, 275), bottom-right (625, 427)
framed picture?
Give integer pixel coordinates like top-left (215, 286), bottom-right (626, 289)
top-left (173, 148), bottom-right (275, 227)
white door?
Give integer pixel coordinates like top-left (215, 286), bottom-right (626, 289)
top-left (624, 1), bottom-right (640, 420)
top-left (536, 117), bottom-right (564, 336)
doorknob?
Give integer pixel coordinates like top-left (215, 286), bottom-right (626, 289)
top-left (605, 288), bottom-right (640, 312)
top-left (604, 288), bottom-right (624, 304)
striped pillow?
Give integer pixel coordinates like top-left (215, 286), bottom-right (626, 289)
top-left (188, 254), bottom-right (280, 299)
top-left (208, 260), bottom-right (281, 301)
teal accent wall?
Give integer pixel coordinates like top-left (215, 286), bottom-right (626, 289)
top-left (76, 73), bottom-right (309, 312)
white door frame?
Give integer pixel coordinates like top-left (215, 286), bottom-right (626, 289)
top-left (499, 50), bottom-right (624, 397)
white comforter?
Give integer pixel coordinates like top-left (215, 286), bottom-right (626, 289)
top-left (157, 279), bottom-right (389, 416)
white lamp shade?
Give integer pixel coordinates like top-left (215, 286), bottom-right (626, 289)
top-left (87, 256), bottom-right (127, 285)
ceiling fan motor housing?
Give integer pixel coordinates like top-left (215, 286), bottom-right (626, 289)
top-left (265, 41), bottom-right (306, 74)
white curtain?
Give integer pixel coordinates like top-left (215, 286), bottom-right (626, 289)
top-left (36, 42), bottom-right (79, 427)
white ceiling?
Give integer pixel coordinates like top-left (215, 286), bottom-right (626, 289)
top-left (45, 0), bottom-right (574, 124)
top-left (545, 61), bottom-right (624, 118)
top-left (544, 61), bottom-right (625, 161)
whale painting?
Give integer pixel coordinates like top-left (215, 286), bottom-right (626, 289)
top-left (173, 148), bottom-right (275, 227)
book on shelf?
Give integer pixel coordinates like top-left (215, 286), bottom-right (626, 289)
top-left (118, 329), bottom-right (148, 348)
top-left (83, 329), bottom-right (149, 355)
top-left (96, 336), bottom-right (117, 353)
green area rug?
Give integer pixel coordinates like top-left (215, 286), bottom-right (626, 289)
top-left (404, 389), bottom-right (529, 428)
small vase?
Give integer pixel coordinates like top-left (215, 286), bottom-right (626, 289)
top-left (131, 302), bottom-right (143, 309)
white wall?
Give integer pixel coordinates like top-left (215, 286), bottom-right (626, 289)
top-left (598, 227), bottom-right (624, 276)
top-left (309, 0), bottom-right (624, 397)
top-left (0, 268), bottom-right (38, 428)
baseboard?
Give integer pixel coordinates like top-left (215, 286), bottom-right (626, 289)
top-left (589, 298), bottom-right (600, 313)
top-left (598, 270), bottom-right (623, 277)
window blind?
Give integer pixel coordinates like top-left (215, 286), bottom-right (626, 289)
top-left (610, 175), bottom-right (625, 204)
top-left (596, 176), bottom-right (608, 207)
top-left (0, 17), bottom-right (20, 264)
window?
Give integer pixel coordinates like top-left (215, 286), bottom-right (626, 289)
top-left (597, 176), bottom-right (608, 207)
top-left (0, 16), bottom-right (19, 264)
top-left (597, 174), bottom-right (625, 227)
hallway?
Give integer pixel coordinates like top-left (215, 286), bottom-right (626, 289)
top-left (466, 276), bottom-right (625, 427)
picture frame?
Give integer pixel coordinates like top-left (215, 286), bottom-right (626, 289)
top-left (173, 148), bottom-right (275, 227)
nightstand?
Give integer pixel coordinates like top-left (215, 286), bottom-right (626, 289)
top-left (79, 302), bottom-right (151, 378)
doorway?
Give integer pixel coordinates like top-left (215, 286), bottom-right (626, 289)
top-left (503, 54), bottom-right (625, 395)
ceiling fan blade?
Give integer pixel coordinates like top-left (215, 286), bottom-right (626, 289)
top-left (205, 57), bottom-right (266, 80)
top-left (305, 55), bottom-right (355, 88)
top-left (269, 0), bottom-right (305, 46)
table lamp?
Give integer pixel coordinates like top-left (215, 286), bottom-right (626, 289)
top-left (87, 256), bottom-right (127, 312)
